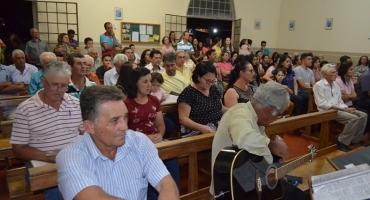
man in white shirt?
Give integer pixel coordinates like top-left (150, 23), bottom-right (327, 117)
top-left (313, 64), bottom-right (367, 152)
top-left (104, 54), bottom-right (128, 86)
top-left (145, 50), bottom-right (165, 73)
top-left (10, 49), bottom-right (38, 85)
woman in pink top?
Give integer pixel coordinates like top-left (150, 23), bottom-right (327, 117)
top-left (161, 36), bottom-right (175, 55)
top-left (238, 39), bottom-right (251, 56)
top-left (312, 56), bottom-right (321, 82)
top-left (202, 38), bottom-right (211, 54)
top-left (335, 62), bottom-right (357, 106)
top-left (218, 51), bottom-right (233, 81)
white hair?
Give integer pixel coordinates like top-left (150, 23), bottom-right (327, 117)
top-left (44, 60), bottom-right (71, 79)
top-left (251, 82), bottom-right (290, 115)
top-left (113, 54), bottom-right (128, 65)
top-left (320, 64), bottom-right (336, 77)
top-left (39, 52), bottom-right (57, 66)
top-left (84, 55), bottom-right (94, 64)
top-left (12, 49), bottom-right (25, 58)
top-left (88, 47), bottom-right (97, 54)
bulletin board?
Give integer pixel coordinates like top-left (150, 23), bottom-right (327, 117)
top-left (121, 22), bottom-right (160, 44)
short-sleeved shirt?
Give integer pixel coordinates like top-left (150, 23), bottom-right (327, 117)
top-left (69, 39), bottom-right (79, 49)
top-left (96, 66), bottom-right (109, 79)
top-left (258, 48), bottom-right (271, 56)
top-left (145, 63), bottom-right (165, 73)
top-left (160, 72), bottom-right (189, 94)
top-left (177, 41), bottom-right (194, 53)
top-left (212, 46), bottom-right (221, 59)
top-left (10, 90), bottom-right (83, 152)
top-left (0, 64), bottom-right (23, 111)
top-left (25, 39), bottom-right (50, 65)
top-left (29, 70), bottom-right (44, 95)
top-left (335, 76), bottom-right (354, 106)
top-left (124, 95), bottom-right (161, 135)
top-left (56, 130), bottom-right (169, 200)
top-left (353, 65), bottom-right (369, 80)
top-left (293, 66), bottom-right (314, 90)
top-left (355, 70), bottom-right (370, 100)
top-left (151, 88), bottom-right (167, 102)
top-left (103, 67), bottom-right (119, 86)
top-left (218, 62), bottom-right (233, 81)
top-left (177, 85), bottom-right (223, 137)
top-left (10, 63), bottom-right (38, 84)
top-left (100, 32), bottom-right (120, 55)
top-left (176, 65), bottom-right (192, 84)
top-left (66, 77), bottom-right (96, 99)
top-left (272, 69), bottom-right (295, 91)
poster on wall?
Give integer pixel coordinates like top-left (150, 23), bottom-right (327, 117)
top-left (254, 19), bottom-right (261, 30)
top-left (115, 8), bottom-right (122, 20)
top-left (289, 20), bottom-right (295, 31)
top-left (325, 18), bottom-right (333, 30)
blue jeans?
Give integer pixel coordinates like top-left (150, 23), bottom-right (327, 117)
top-left (163, 116), bottom-right (174, 139)
top-left (298, 90), bottom-right (309, 114)
top-left (290, 94), bottom-right (304, 116)
top-left (25, 165), bottom-right (63, 200)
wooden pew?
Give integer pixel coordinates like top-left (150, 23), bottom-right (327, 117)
top-left (300, 87), bottom-right (319, 141)
top-left (0, 137), bottom-right (13, 169)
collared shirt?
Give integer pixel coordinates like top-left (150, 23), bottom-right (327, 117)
top-left (104, 67), bottom-right (119, 86)
top-left (25, 39), bottom-right (50, 65)
top-left (176, 65), bottom-right (192, 84)
top-left (69, 39), bottom-right (79, 49)
top-left (100, 32), bottom-right (120, 55)
top-left (0, 64), bottom-right (23, 111)
top-left (212, 102), bottom-right (272, 165)
top-left (134, 53), bottom-right (140, 63)
top-left (160, 72), bottom-right (189, 94)
top-left (10, 63), bottom-right (38, 84)
top-left (88, 72), bottom-right (100, 85)
top-left (313, 79), bottom-right (347, 111)
top-left (10, 89), bottom-right (83, 152)
top-left (335, 76), bottom-right (354, 106)
top-left (177, 41), bottom-right (194, 53)
top-left (355, 70), bottom-right (370, 100)
top-left (56, 130), bottom-right (169, 200)
top-left (145, 63), bottom-right (165, 73)
top-left (66, 77), bottom-right (96, 99)
top-left (29, 70), bottom-right (44, 95)
top-left (92, 58), bottom-right (102, 73)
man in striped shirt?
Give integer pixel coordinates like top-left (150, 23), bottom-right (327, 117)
top-left (10, 60), bottom-right (84, 200)
top-left (56, 86), bottom-right (179, 200)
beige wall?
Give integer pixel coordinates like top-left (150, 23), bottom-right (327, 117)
top-left (277, 0), bottom-right (370, 59)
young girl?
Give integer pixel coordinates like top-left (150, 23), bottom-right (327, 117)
top-left (150, 72), bottom-right (167, 103)
top-left (274, 68), bottom-right (292, 95)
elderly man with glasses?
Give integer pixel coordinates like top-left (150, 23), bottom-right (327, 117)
top-left (10, 60), bottom-right (84, 200)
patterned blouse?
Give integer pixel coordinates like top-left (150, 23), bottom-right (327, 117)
top-left (226, 85), bottom-right (254, 103)
top-left (353, 65), bottom-right (369, 79)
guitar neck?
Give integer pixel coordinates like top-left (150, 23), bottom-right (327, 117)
top-left (276, 153), bottom-right (313, 179)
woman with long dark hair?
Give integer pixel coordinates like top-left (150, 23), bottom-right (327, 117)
top-left (138, 49), bottom-right (151, 67)
top-left (354, 55), bottom-right (369, 82)
top-left (115, 61), bottom-right (134, 94)
top-left (221, 37), bottom-right (234, 55)
top-left (169, 31), bottom-right (177, 50)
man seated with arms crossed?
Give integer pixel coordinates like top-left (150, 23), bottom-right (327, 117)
top-left (160, 52), bottom-right (189, 95)
top-left (211, 82), bottom-right (309, 199)
top-left (10, 60), bottom-right (83, 200)
top-left (314, 64), bottom-right (367, 152)
top-left (29, 52), bottom-right (57, 95)
top-left (10, 49), bottom-right (38, 86)
top-left (56, 85), bottom-right (179, 200)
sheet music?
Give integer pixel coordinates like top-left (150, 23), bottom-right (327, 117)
top-left (312, 164), bottom-right (370, 200)
top-left (161, 95), bottom-right (178, 105)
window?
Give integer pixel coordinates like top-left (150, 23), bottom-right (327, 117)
top-left (165, 14), bottom-right (187, 41)
top-left (187, 0), bottom-right (235, 19)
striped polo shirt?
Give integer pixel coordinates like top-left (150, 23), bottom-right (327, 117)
top-left (56, 130), bottom-right (169, 200)
top-left (177, 41), bottom-right (194, 53)
top-left (66, 77), bottom-right (96, 99)
top-left (10, 90), bottom-right (83, 153)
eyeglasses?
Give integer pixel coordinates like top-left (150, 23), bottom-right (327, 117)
top-left (245, 69), bottom-right (255, 73)
top-left (272, 105), bottom-right (283, 117)
top-left (43, 77), bottom-right (69, 91)
top-left (202, 77), bottom-right (217, 85)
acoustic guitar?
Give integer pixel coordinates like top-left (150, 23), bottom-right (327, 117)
top-left (212, 145), bottom-right (316, 200)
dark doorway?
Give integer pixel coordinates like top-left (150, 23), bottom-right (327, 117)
top-left (187, 18), bottom-right (232, 45)
top-left (0, 0), bottom-right (34, 45)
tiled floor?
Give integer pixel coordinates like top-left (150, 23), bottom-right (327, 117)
top-left (0, 131), bottom-right (322, 199)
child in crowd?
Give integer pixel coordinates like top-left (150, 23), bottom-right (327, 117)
top-left (274, 68), bottom-right (293, 95)
top-left (150, 72), bottom-right (167, 103)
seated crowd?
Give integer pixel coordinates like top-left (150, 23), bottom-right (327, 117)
top-left (0, 21), bottom-right (370, 200)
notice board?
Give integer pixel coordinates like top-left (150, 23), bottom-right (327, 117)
top-left (121, 22), bottom-right (160, 43)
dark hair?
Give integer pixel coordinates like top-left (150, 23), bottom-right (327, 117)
top-left (213, 37), bottom-right (221, 46)
top-left (222, 37), bottom-right (232, 51)
top-left (204, 38), bottom-right (211, 48)
top-left (301, 53), bottom-right (312, 61)
top-left (340, 55), bottom-right (351, 63)
top-left (271, 52), bottom-right (279, 60)
top-left (338, 61), bottom-right (353, 85)
top-left (169, 31), bottom-right (176, 43)
top-left (129, 44), bottom-right (134, 47)
top-left (67, 29), bottom-right (75, 34)
top-left (274, 68), bottom-right (287, 83)
top-left (55, 52), bottom-right (64, 57)
top-left (101, 54), bottom-right (111, 61)
top-left (162, 36), bottom-right (169, 45)
top-left (277, 55), bottom-right (292, 74)
top-left (57, 33), bottom-right (68, 45)
top-left (116, 62), bottom-right (133, 94)
top-left (67, 52), bottom-right (84, 66)
top-left (228, 61), bottom-right (250, 88)
top-left (293, 55), bottom-right (300, 65)
top-left (247, 39), bottom-right (253, 45)
top-left (122, 47), bottom-right (131, 54)
top-left (192, 38), bottom-right (199, 51)
top-left (183, 31), bottom-right (189, 36)
top-left (239, 39), bottom-right (247, 48)
top-left (104, 22), bottom-right (111, 29)
top-left (312, 56), bottom-right (320, 69)
top-left (357, 56), bottom-right (368, 66)
top-left (261, 41), bottom-right (266, 45)
top-left (151, 72), bottom-right (164, 84)
top-left (139, 49), bottom-right (151, 67)
top-left (150, 50), bottom-right (162, 58)
top-left (163, 52), bottom-right (176, 63)
top-left (230, 51), bottom-right (238, 60)
top-left (127, 67), bottom-right (151, 98)
top-left (80, 85), bottom-right (125, 124)
top-left (233, 55), bottom-right (246, 66)
top-left (84, 37), bottom-right (93, 45)
top-left (320, 61), bottom-right (329, 68)
top-left (256, 51), bottom-right (262, 55)
top-left (250, 54), bottom-right (260, 86)
top-left (191, 62), bottom-right (217, 83)
top-left (205, 49), bottom-right (216, 58)
top-left (261, 54), bottom-right (269, 63)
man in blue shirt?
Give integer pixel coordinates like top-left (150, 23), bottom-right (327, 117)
top-left (68, 29), bottom-right (79, 51)
top-left (100, 22), bottom-right (120, 56)
top-left (258, 40), bottom-right (270, 56)
top-left (0, 64), bottom-right (24, 119)
top-left (29, 52), bottom-right (57, 95)
top-left (56, 86), bottom-right (179, 200)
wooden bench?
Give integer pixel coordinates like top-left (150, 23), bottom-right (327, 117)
top-left (0, 137), bottom-right (13, 169)
top-left (6, 167), bottom-right (44, 200)
top-left (300, 87), bottom-right (319, 141)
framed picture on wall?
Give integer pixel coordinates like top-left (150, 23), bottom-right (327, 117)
top-left (325, 18), bottom-right (333, 30)
top-left (115, 7), bottom-right (123, 20)
top-left (254, 19), bottom-right (261, 30)
top-left (289, 20), bottom-right (295, 31)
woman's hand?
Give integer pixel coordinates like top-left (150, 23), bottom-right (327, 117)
top-left (200, 125), bottom-right (213, 133)
top-left (148, 134), bottom-right (163, 144)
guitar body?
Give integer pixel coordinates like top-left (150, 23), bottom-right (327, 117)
top-left (213, 147), bottom-right (284, 200)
